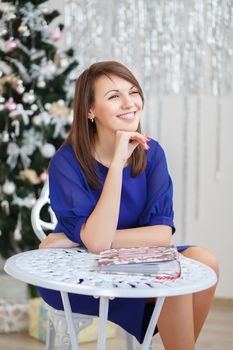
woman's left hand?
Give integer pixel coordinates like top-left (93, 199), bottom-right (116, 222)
top-left (39, 232), bottom-right (80, 249)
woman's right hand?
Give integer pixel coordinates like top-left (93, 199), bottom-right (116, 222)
top-left (112, 130), bottom-right (150, 166)
top-left (39, 232), bottom-right (80, 249)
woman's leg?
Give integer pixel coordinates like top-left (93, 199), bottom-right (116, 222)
top-left (152, 246), bottom-right (219, 349)
top-left (180, 246), bottom-right (219, 340)
top-left (157, 293), bottom-right (195, 350)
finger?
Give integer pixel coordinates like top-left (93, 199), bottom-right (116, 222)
top-left (129, 133), bottom-right (149, 148)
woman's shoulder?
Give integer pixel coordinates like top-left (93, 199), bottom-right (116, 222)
top-left (50, 143), bottom-right (79, 169)
top-left (145, 137), bottom-right (165, 164)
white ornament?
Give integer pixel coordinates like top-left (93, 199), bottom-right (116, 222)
top-left (58, 99), bottom-right (65, 106)
top-left (37, 80), bottom-right (46, 88)
top-left (45, 103), bottom-right (51, 110)
top-left (40, 143), bottom-right (56, 158)
top-left (32, 115), bottom-right (41, 126)
top-left (2, 180), bottom-right (16, 195)
top-left (31, 104), bottom-right (38, 112)
top-left (22, 90), bottom-right (36, 104)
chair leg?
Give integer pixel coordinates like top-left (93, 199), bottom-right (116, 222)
top-left (125, 332), bottom-right (135, 350)
top-left (45, 318), bottom-right (55, 350)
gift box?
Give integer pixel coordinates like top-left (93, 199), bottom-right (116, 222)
top-left (28, 297), bottom-right (116, 344)
top-left (0, 298), bottom-right (28, 333)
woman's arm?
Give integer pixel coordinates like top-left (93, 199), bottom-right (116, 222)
top-left (39, 225), bottom-right (172, 250)
top-left (112, 225), bottom-right (172, 248)
top-left (80, 131), bottom-right (148, 253)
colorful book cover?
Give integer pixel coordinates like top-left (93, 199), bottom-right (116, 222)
top-left (97, 245), bottom-right (181, 280)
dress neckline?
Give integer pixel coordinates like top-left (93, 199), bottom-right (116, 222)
top-left (94, 158), bottom-right (130, 170)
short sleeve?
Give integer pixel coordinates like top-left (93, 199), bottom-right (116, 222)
top-left (138, 141), bottom-right (176, 234)
top-left (49, 146), bottom-right (96, 246)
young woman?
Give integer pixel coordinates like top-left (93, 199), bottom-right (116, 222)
top-left (39, 61), bottom-right (219, 349)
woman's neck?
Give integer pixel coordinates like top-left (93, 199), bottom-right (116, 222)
top-left (93, 131), bottom-right (122, 167)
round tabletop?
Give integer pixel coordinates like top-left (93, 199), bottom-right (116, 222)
top-left (4, 248), bottom-right (217, 299)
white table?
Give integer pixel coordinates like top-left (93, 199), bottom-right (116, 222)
top-left (4, 248), bottom-right (217, 350)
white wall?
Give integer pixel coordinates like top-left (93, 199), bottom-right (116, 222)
top-left (147, 96), bottom-right (233, 298)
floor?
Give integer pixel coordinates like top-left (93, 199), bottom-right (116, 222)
top-left (0, 300), bottom-right (232, 349)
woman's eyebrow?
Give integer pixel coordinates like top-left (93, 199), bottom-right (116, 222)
top-left (104, 85), bottom-right (136, 96)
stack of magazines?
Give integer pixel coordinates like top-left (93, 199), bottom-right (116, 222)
top-left (97, 245), bottom-right (181, 280)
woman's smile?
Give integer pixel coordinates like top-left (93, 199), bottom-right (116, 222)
top-left (116, 111), bottom-right (137, 120)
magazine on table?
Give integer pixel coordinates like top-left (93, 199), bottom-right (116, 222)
top-left (97, 245), bottom-right (181, 280)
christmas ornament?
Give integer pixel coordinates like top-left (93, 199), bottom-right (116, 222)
top-left (57, 99), bottom-right (65, 106)
top-left (31, 104), bottom-right (38, 112)
top-left (1, 200), bottom-right (10, 216)
top-left (49, 101), bottom-right (69, 118)
top-left (31, 58), bottom-right (56, 81)
top-left (20, 169), bottom-right (41, 184)
top-left (22, 90), bottom-right (36, 104)
top-left (13, 213), bottom-right (22, 241)
top-left (40, 171), bottom-right (48, 183)
top-left (51, 28), bottom-right (62, 41)
top-left (9, 104), bottom-right (32, 125)
top-left (1, 130), bottom-right (9, 143)
top-left (5, 39), bottom-right (17, 52)
top-left (4, 98), bottom-right (17, 112)
top-left (11, 120), bottom-right (20, 136)
top-left (16, 80), bottom-right (25, 94)
top-left (37, 79), bottom-right (46, 88)
top-left (18, 24), bottom-right (28, 34)
top-left (32, 115), bottom-right (41, 126)
top-left (6, 142), bottom-right (34, 169)
top-left (2, 180), bottom-right (16, 195)
top-left (22, 129), bottom-right (43, 149)
top-left (45, 103), bottom-right (51, 110)
top-left (40, 143), bottom-right (56, 158)
top-left (20, 3), bottom-right (44, 31)
top-left (12, 194), bottom-right (36, 208)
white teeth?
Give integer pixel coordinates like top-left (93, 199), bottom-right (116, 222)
top-left (117, 112), bottom-right (135, 119)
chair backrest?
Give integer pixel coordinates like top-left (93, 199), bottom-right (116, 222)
top-left (31, 180), bottom-right (57, 242)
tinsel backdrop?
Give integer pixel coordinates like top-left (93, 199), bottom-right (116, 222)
top-left (63, 0), bottom-right (233, 242)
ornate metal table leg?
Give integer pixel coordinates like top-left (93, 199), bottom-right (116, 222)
top-left (97, 296), bottom-right (109, 350)
top-left (141, 297), bottom-right (165, 350)
top-left (60, 291), bottom-right (79, 350)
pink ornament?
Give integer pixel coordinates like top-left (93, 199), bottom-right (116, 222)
top-left (40, 171), bottom-right (48, 183)
top-left (5, 98), bottom-right (17, 112)
top-left (51, 28), bottom-right (62, 41)
top-left (5, 39), bottom-right (17, 52)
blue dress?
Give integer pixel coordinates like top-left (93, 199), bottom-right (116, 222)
top-left (38, 138), bottom-right (190, 344)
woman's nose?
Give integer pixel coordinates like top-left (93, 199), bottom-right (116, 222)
top-left (121, 95), bottom-right (134, 108)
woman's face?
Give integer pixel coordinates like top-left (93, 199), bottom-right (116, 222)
top-left (89, 74), bottom-right (143, 135)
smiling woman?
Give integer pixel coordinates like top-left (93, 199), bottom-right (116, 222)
top-left (38, 61), bottom-right (219, 349)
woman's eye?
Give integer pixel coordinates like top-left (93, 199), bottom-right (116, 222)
top-left (131, 91), bottom-right (139, 94)
top-left (109, 95), bottom-right (119, 99)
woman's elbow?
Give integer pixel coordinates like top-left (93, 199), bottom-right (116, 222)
top-left (80, 225), bottom-right (111, 254)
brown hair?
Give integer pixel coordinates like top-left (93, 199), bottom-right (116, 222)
top-left (62, 61), bottom-right (147, 190)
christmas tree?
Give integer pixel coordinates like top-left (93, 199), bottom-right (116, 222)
top-left (0, 0), bottom-right (78, 258)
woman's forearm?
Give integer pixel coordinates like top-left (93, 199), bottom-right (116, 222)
top-left (112, 225), bottom-right (172, 248)
top-left (80, 161), bottom-right (124, 253)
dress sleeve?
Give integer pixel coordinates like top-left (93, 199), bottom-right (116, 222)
top-left (138, 141), bottom-right (176, 234)
top-left (49, 148), bottom-right (96, 246)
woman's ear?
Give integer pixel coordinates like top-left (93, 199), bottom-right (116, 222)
top-left (88, 109), bottom-right (95, 119)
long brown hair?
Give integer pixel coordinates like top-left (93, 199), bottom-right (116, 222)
top-left (62, 61), bottom-right (147, 190)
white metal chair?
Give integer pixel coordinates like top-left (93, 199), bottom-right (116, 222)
top-left (31, 180), bottom-right (136, 350)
